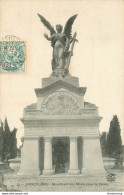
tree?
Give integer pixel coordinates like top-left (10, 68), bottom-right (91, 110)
top-left (3, 117), bottom-right (11, 161)
top-left (0, 122), bottom-right (4, 161)
top-left (0, 118), bottom-right (18, 162)
top-left (9, 128), bottom-right (17, 159)
top-left (107, 115), bottom-right (122, 167)
top-left (100, 132), bottom-right (108, 157)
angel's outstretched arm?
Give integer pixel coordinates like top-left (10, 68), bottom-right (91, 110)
top-left (44, 33), bottom-right (55, 41)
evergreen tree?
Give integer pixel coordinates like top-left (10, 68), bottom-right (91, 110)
top-left (10, 128), bottom-right (17, 159)
top-left (0, 122), bottom-right (4, 161)
top-left (100, 132), bottom-right (108, 156)
top-left (3, 117), bottom-right (11, 161)
top-left (0, 118), bottom-right (18, 162)
top-left (107, 115), bottom-right (122, 159)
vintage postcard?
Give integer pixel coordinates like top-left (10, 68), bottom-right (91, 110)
top-left (0, 0), bottom-right (124, 193)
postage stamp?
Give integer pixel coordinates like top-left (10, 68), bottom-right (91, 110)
top-left (0, 35), bottom-right (25, 73)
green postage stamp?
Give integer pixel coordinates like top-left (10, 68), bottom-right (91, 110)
top-left (0, 36), bottom-right (25, 73)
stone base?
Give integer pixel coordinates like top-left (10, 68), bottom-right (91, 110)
top-left (42, 169), bottom-right (54, 175)
top-left (18, 169), bottom-right (41, 176)
top-left (68, 169), bottom-right (80, 175)
top-left (42, 76), bottom-right (79, 88)
top-left (81, 168), bottom-right (106, 176)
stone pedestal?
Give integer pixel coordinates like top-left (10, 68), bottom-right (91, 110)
top-left (68, 137), bottom-right (80, 175)
top-left (19, 76), bottom-right (106, 176)
top-left (18, 137), bottom-right (41, 176)
top-left (81, 137), bottom-right (106, 176)
top-left (42, 137), bottom-right (54, 175)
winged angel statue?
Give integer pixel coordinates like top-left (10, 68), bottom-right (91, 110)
top-left (38, 14), bottom-right (78, 78)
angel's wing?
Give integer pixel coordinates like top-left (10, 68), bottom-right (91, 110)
top-left (37, 13), bottom-right (56, 36)
top-left (64, 14), bottom-right (78, 39)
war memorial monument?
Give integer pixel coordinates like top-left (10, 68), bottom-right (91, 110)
top-left (18, 14), bottom-right (106, 177)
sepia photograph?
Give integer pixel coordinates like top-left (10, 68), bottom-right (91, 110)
top-left (0, 0), bottom-right (124, 193)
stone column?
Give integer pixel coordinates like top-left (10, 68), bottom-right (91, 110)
top-left (42, 137), bottom-right (54, 175)
top-left (18, 137), bottom-right (41, 176)
top-left (81, 136), bottom-right (106, 176)
top-left (68, 136), bottom-right (80, 175)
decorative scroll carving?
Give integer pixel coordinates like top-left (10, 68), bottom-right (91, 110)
top-left (41, 91), bottom-right (79, 115)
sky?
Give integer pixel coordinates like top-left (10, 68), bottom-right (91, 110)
top-left (0, 0), bottom-right (124, 147)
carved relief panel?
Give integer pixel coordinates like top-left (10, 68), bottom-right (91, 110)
top-left (41, 91), bottom-right (79, 115)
